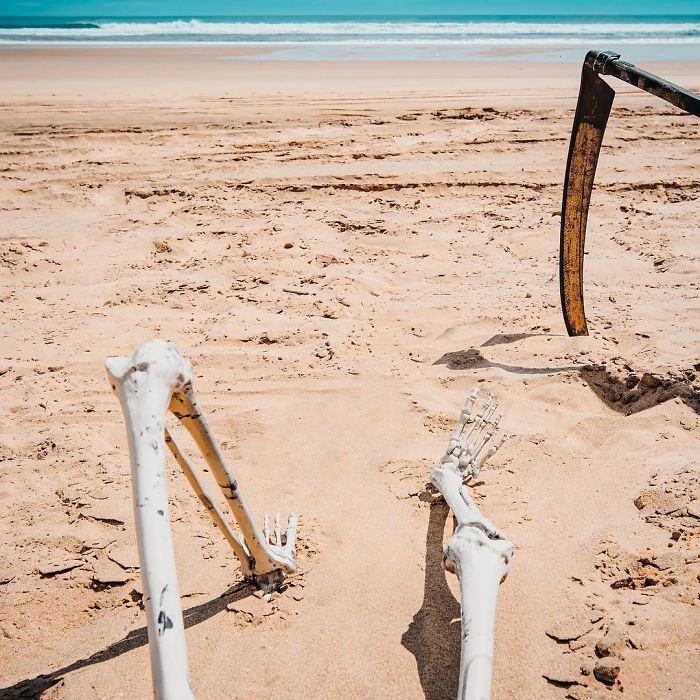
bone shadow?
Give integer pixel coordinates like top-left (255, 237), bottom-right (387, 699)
top-left (481, 332), bottom-right (554, 347)
top-left (434, 348), bottom-right (579, 375)
top-left (402, 498), bottom-right (462, 700)
top-left (0, 581), bottom-right (254, 699)
top-left (434, 348), bottom-right (699, 416)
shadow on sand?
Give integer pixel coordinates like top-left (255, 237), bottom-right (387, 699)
top-left (402, 499), bottom-right (461, 700)
top-left (0, 581), bottom-right (253, 699)
top-left (435, 339), bottom-right (699, 416)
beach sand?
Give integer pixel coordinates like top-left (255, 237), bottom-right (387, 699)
top-left (0, 48), bottom-right (698, 699)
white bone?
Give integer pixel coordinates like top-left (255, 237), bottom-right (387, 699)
top-left (430, 389), bottom-right (514, 700)
top-left (106, 340), bottom-right (299, 699)
top-left (164, 428), bottom-right (253, 577)
top-left (168, 378), bottom-right (297, 581)
top-left (105, 342), bottom-right (195, 700)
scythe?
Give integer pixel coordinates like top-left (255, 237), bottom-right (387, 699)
top-left (559, 50), bottom-right (700, 336)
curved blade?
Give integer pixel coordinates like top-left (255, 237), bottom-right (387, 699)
top-left (560, 61), bottom-right (615, 336)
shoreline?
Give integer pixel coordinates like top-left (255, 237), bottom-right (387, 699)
top-left (2, 47), bottom-right (698, 106)
top-left (1, 41), bottom-right (700, 63)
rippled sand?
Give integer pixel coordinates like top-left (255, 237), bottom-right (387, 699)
top-left (1, 49), bottom-right (698, 699)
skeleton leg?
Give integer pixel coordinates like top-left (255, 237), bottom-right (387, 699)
top-left (430, 391), bottom-right (514, 700)
top-left (105, 341), bottom-right (195, 700)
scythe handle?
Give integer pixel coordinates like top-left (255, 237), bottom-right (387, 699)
top-left (587, 50), bottom-right (700, 117)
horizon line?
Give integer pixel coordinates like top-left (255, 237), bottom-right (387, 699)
top-left (2, 12), bottom-right (700, 18)
top-left (0, 12), bottom-right (700, 20)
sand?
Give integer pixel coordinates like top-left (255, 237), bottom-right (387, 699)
top-left (0, 48), bottom-right (698, 699)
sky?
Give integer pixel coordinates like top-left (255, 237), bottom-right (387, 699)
top-left (2, 0), bottom-right (699, 16)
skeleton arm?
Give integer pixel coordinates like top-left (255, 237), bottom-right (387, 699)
top-left (105, 343), bottom-right (196, 700)
top-left (164, 428), bottom-right (254, 577)
top-left (106, 340), bottom-right (299, 699)
top-left (169, 383), bottom-right (296, 580)
top-left (430, 389), bottom-right (514, 700)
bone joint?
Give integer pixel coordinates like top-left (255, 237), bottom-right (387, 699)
top-left (431, 389), bottom-right (514, 700)
top-left (106, 340), bottom-right (298, 699)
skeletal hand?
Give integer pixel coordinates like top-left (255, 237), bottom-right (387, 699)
top-left (442, 388), bottom-right (510, 479)
top-left (251, 512), bottom-right (298, 594)
top-left (263, 511), bottom-right (298, 563)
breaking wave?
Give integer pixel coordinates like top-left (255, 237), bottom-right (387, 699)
top-left (1, 18), bottom-right (699, 44)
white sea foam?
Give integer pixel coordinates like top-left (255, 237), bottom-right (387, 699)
top-left (2, 39), bottom-right (699, 49)
top-left (1, 19), bottom-right (698, 41)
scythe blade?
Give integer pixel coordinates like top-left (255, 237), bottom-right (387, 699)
top-left (559, 53), bottom-right (616, 336)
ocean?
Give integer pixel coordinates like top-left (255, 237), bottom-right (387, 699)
top-left (1, 15), bottom-right (699, 61)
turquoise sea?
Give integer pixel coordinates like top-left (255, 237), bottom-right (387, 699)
top-left (1, 15), bottom-right (698, 60)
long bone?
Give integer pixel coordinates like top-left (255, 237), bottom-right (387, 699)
top-left (167, 378), bottom-right (297, 585)
top-left (430, 389), bottom-right (514, 700)
top-left (105, 341), bottom-right (196, 700)
top-left (164, 428), bottom-right (253, 577)
top-left (106, 339), bottom-right (299, 699)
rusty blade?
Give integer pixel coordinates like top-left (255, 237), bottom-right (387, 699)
top-left (559, 61), bottom-right (615, 336)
